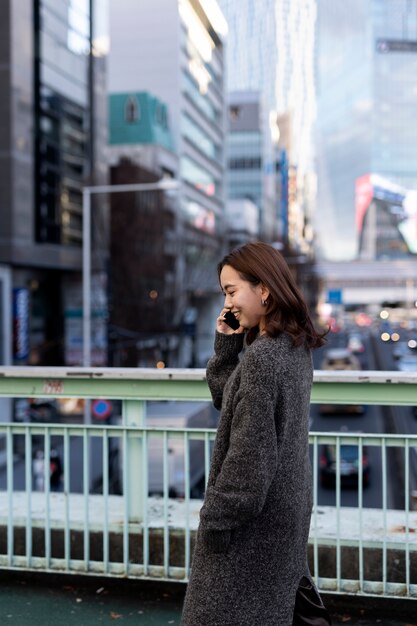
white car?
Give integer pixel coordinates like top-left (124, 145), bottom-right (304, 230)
top-left (393, 342), bottom-right (412, 360)
top-left (347, 334), bottom-right (365, 354)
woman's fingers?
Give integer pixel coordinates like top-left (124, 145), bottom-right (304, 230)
top-left (216, 309), bottom-right (244, 334)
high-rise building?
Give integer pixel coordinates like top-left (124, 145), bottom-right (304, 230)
top-left (227, 91), bottom-right (276, 240)
top-left (107, 91), bottom-right (183, 367)
top-left (219, 0), bottom-right (318, 253)
top-left (108, 0), bottom-right (228, 366)
top-left (316, 0), bottom-right (417, 260)
top-left (0, 0), bottom-right (108, 367)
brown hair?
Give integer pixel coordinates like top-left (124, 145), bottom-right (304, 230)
top-left (218, 242), bottom-right (327, 348)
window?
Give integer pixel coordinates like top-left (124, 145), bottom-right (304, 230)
top-left (181, 156), bottom-right (219, 198)
top-left (125, 95), bottom-right (140, 123)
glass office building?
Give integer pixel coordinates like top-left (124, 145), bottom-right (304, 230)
top-left (34, 0), bottom-right (108, 245)
top-left (0, 0), bottom-right (107, 365)
top-left (316, 0), bottom-right (417, 260)
top-left (219, 0), bottom-right (317, 251)
top-left (227, 91), bottom-right (277, 240)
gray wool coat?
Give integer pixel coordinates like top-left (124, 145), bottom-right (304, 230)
top-left (181, 330), bottom-right (315, 626)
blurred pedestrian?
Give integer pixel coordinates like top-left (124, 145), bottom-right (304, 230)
top-left (181, 242), bottom-right (331, 625)
top-left (32, 448), bottom-right (63, 492)
top-left (33, 450), bottom-right (45, 491)
top-left (49, 448), bottom-right (63, 492)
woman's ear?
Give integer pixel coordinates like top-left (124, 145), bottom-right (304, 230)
top-left (260, 284), bottom-right (270, 301)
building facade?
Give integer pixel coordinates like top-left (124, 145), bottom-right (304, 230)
top-left (227, 91), bottom-right (277, 241)
top-left (108, 91), bottom-right (183, 367)
top-left (219, 0), bottom-right (318, 253)
top-left (0, 0), bottom-right (108, 367)
top-left (316, 0), bottom-right (417, 260)
top-left (108, 0), bottom-right (228, 366)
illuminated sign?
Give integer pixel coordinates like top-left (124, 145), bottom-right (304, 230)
top-left (356, 174), bottom-right (417, 258)
top-left (13, 288), bottom-right (29, 361)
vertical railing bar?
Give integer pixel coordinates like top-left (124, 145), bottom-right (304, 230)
top-left (405, 438), bottom-right (410, 596)
top-left (25, 427), bottom-right (32, 568)
top-left (7, 428), bottom-right (13, 567)
top-left (184, 431), bottom-right (191, 577)
top-left (44, 429), bottom-right (51, 568)
top-left (103, 429), bottom-right (109, 574)
top-left (122, 428), bottom-right (129, 575)
top-left (313, 435), bottom-right (319, 583)
top-left (123, 399), bottom-right (146, 573)
top-left (64, 429), bottom-right (70, 569)
top-left (142, 430), bottom-right (149, 576)
top-left (163, 431), bottom-right (169, 577)
top-left (204, 432), bottom-right (210, 490)
top-left (358, 437), bottom-right (364, 593)
top-left (336, 437), bottom-right (341, 592)
top-left (83, 428), bottom-right (90, 571)
top-left (382, 438), bottom-right (387, 594)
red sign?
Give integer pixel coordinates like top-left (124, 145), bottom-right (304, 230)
top-left (355, 175), bottom-right (373, 234)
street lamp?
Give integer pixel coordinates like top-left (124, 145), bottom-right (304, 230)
top-left (82, 179), bottom-right (180, 368)
top-left (82, 179), bottom-right (180, 513)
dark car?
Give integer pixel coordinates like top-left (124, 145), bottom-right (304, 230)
top-left (319, 444), bottom-right (370, 488)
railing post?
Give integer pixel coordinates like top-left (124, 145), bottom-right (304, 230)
top-left (123, 399), bottom-right (146, 521)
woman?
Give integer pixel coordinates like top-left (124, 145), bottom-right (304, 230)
top-left (181, 242), bottom-right (331, 626)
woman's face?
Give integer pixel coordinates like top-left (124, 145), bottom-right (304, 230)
top-left (220, 265), bottom-right (269, 330)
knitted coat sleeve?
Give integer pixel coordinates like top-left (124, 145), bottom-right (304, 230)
top-left (206, 331), bottom-right (245, 410)
top-left (200, 343), bottom-right (280, 551)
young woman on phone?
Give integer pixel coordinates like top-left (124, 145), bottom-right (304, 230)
top-left (181, 242), bottom-right (331, 626)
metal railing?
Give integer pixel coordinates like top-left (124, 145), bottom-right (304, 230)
top-left (0, 366), bottom-right (416, 600)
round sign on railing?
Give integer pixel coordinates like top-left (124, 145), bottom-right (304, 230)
top-left (91, 399), bottom-right (112, 420)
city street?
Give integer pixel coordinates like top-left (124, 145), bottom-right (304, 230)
top-left (312, 325), bottom-right (417, 510)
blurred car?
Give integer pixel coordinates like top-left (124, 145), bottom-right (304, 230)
top-left (393, 342), bottom-right (413, 360)
top-left (319, 349), bottom-right (364, 414)
top-left (347, 333), bottom-right (365, 354)
top-left (14, 398), bottom-right (59, 423)
top-left (320, 348), bottom-right (361, 371)
top-left (397, 355), bottom-right (417, 372)
top-left (320, 443), bottom-right (370, 488)
top-left (110, 401), bottom-right (217, 499)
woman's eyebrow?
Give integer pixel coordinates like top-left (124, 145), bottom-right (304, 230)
top-left (222, 283), bottom-right (236, 291)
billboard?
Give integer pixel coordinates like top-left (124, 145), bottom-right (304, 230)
top-left (13, 288), bottom-right (30, 361)
top-left (356, 174), bottom-right (417, 258)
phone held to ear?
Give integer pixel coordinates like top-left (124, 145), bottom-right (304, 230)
top-left (223, 311), bottom-right (240, 330)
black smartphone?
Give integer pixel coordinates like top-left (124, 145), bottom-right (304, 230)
top-left (223, 311), bottom-right (240, 330)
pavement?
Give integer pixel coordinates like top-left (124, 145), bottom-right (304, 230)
top-left (0, 572), bottom-right (416, 626)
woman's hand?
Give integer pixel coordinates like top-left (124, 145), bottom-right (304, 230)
top-left (216, 309), bottom-right (245, 335)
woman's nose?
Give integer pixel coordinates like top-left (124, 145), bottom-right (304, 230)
top-left (224, 295), bottom-right (232, 309)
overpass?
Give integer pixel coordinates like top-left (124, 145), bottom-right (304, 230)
top-left (314, 259), bottom-right (417, 306)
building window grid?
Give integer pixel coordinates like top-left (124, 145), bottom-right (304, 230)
top-left (181, 156), bottom-right (222, 201)
top-left (182, 40), bottom-right (224, 105)
top-left (41, 3), bottom-right (90, 51)
top-left (36, 0), bottom-right (90, 245)
top-left (182, 71), bottom-right (222, 125)
top-left (40, 31), bottom-right (88, 91)
top-left (181, 113), bottom-right (220, 161)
